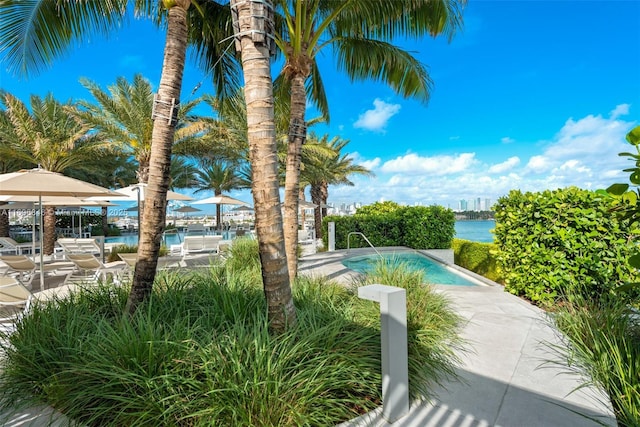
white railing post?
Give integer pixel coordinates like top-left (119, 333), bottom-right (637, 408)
top-left (358, 284), bottom-right (409, 423)
top-left (328, 221), bottom-right (335, 251)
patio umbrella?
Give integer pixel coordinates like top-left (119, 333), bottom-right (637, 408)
top-left (0, 168), bottom-right (124, 285)
top-left (174, 205), bottom-right (201, 213)
top-left (193, 194), bottom-right (250, 230)
top-left (0, 197), bottom-right (115, 252)
top-left (89, 183), bottom-right (192, 234)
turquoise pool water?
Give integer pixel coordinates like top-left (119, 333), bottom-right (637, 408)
top-left (342, 252), bottom-right (478, 286)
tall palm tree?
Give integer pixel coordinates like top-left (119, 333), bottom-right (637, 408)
top-left (230, 0), bottom-right (296, 331)
top-left (0, 0), bottom-right (238, 313)
top-left (77, 74), bottom-right (205, 184)
top-left (0, 92), bottom-right (113, 254)
top-left (275, 0), bottom-right (466, 279)
top-left (191, 160), bottom-right (246, 230)
top-left (303, 133), bottom-right (373, 239)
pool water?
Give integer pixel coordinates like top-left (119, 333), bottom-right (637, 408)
top-left (342, 252), bottom-right (478, 286)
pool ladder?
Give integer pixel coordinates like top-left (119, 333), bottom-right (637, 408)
top-left (346, 232), bottom-right (383, 258)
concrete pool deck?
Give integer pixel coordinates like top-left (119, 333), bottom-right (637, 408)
top-left (299, 247), bottom-right (617, 427)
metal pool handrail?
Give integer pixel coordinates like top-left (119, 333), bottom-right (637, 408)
top-left (347, 232), bottom-right (383, 258)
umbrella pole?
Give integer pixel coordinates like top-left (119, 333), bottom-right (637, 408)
top-left (39, 195), bottom-right (45, 289)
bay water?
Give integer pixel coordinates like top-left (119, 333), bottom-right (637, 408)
top-left (454, 220), bottom-right (495, 243)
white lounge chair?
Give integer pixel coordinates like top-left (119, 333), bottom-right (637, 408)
top-left (0, 237), bottom-right (35, 255)
top-left (0, 276), bottom-right (32, 324)
top-left (56, 238), bottom-right (101, 256)
top-left (1, 255), bottom-right (74, 291)
top-left (181, 235), bottom-right (222, 256)
top-left (66, 254), bottom-right (125, 284)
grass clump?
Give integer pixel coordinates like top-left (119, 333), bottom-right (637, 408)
top-left (0, 241), bottom-right (464, 426)
top-left (551, 294), bottom-right (640, 427)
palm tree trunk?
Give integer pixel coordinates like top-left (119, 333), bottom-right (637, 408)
top-left (231, 0), bottom-right (296, 332)
top-left (126, 0), bottom-right (190, 315)
top-left (283, 73), bottom-right (307, 281)
top-left (43, 206), bottom-right (56, 255)
top-left (0, 210), bottom-right (9, 237)
top-left (101, 206), bottom-right (108, 236)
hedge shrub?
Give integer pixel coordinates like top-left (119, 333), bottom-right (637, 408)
top-left (493, 187), bottom-right (637, 307)
top-left (322, 203), bottom-right (455, 250)
top-left (452, 238), bottom-right (503, 283)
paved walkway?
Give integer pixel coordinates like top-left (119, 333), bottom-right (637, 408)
top-left (299, 248), bottom-right (616, 427)
top-left (0, 248), bottom-right (617, 426)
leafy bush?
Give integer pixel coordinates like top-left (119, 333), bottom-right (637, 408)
top-left (323, 203), bottom-right (455, 250)
top-left (452, 238), bottom-right (503, 283)
top-left (493, 187), bottom-right (637, 307)
top-left (0, 247), bottom-right (464, 426)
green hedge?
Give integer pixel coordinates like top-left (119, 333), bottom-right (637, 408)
top-left (322, 203), bottom-right (454, 250)
top-left (493, 187), bottom-right (637, 307)
top-left (452, 238), bottom-right (503, 283)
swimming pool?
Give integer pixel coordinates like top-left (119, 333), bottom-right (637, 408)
top-left (342, 252), bottom-right (480, 286)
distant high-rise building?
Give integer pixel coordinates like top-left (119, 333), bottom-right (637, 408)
top-left (459, 199), bottom-right (468, 211)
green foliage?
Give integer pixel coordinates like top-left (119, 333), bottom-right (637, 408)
top-left (0, 249), bottom-right (464, 426)
top-left (551, 294), bottom-right (640, 426)
top-left (493, 187), bottom-right (637, 307)
top-left (323, 203), bottom-right (455, 250)
top-left (452, 238), bottom-right (503, 283)
top-left (355, 201), bottom-right (401, 216)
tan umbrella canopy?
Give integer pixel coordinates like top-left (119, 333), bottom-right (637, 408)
top-left (193, 194), bottom-right (250, 230)
top-left (174, 205), bottom-right (201, 213)
top-left (97, 183), bottom-right (193, 202)
top-left (0, 168), bottom-right (125, 285)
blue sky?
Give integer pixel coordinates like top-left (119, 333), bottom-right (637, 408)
top-left (1, 0), bottom-right (639, 211)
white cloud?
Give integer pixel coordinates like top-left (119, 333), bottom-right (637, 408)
top-left (353, 99), bottom-right (401, 132)
top-left (610, 104), bottom-right (630, 119)
top-left (381, 153), bottom-right (476, 175)
top-left (326, 105), bottom-right (637, 209)
top-left (501, 137), bottom-right (515, 144)
top-left (488, 156), bottom-right (520, 174)
top-left (526, 155), bottom-right (550, 173)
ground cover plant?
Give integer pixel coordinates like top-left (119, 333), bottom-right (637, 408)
top-left (0, 241), bottom-right (463, 426)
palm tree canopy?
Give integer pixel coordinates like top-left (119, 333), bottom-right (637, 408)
top-left (273, 0), bottom-right (466, 121)
top-left (0, 91), bottom-right (113, 173)
top-left (0, 0), bottom-right (241, 102)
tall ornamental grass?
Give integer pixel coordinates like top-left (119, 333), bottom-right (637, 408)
top-left (551, 294), bottom-right (640, 427)
top-left (0, 243), bottom-right (463, 426)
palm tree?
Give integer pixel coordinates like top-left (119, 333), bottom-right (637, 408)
top-left (303, 133), bottom-right (373, 239)
top-left (230, 0), bottom-right (296, 331)
top-left (0, 92), bottom-right (113, 254)
top-left (275, 0), bottom-right (466, 279)
top-left (0, 0), bottom-right (238, 313)
top-left (77, 74), bottom-right (205, 184)
top-left (191, 160), bottom-right (246, 230)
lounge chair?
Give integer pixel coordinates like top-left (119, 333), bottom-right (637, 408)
top-left (56, 238), bottom-right (101, 256)
top-left (0, 255), bottom-right (73, 290)
top-left (0, 237), bottom-right (35, 255)
top-left (186, 223), bottom-right (206, 236)
top-left (181, 235), bottom-right (223, 256)
top-left (66, 254), bottom-right (126, 284)
top-left (0, 276), bottom-right (32, 323)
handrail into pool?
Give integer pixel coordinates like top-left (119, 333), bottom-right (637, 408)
top-left (347, 232), bottom-right (383, 258)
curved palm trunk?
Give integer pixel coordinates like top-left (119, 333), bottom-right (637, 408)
top-left (231, 0), bottom-right (295, 332)
top-left (43, 206), bottom-right (56, 255)
top-left (126, 0), bottom-right (190, 314)
top-left (283, 73), bottom-right (307, 281)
